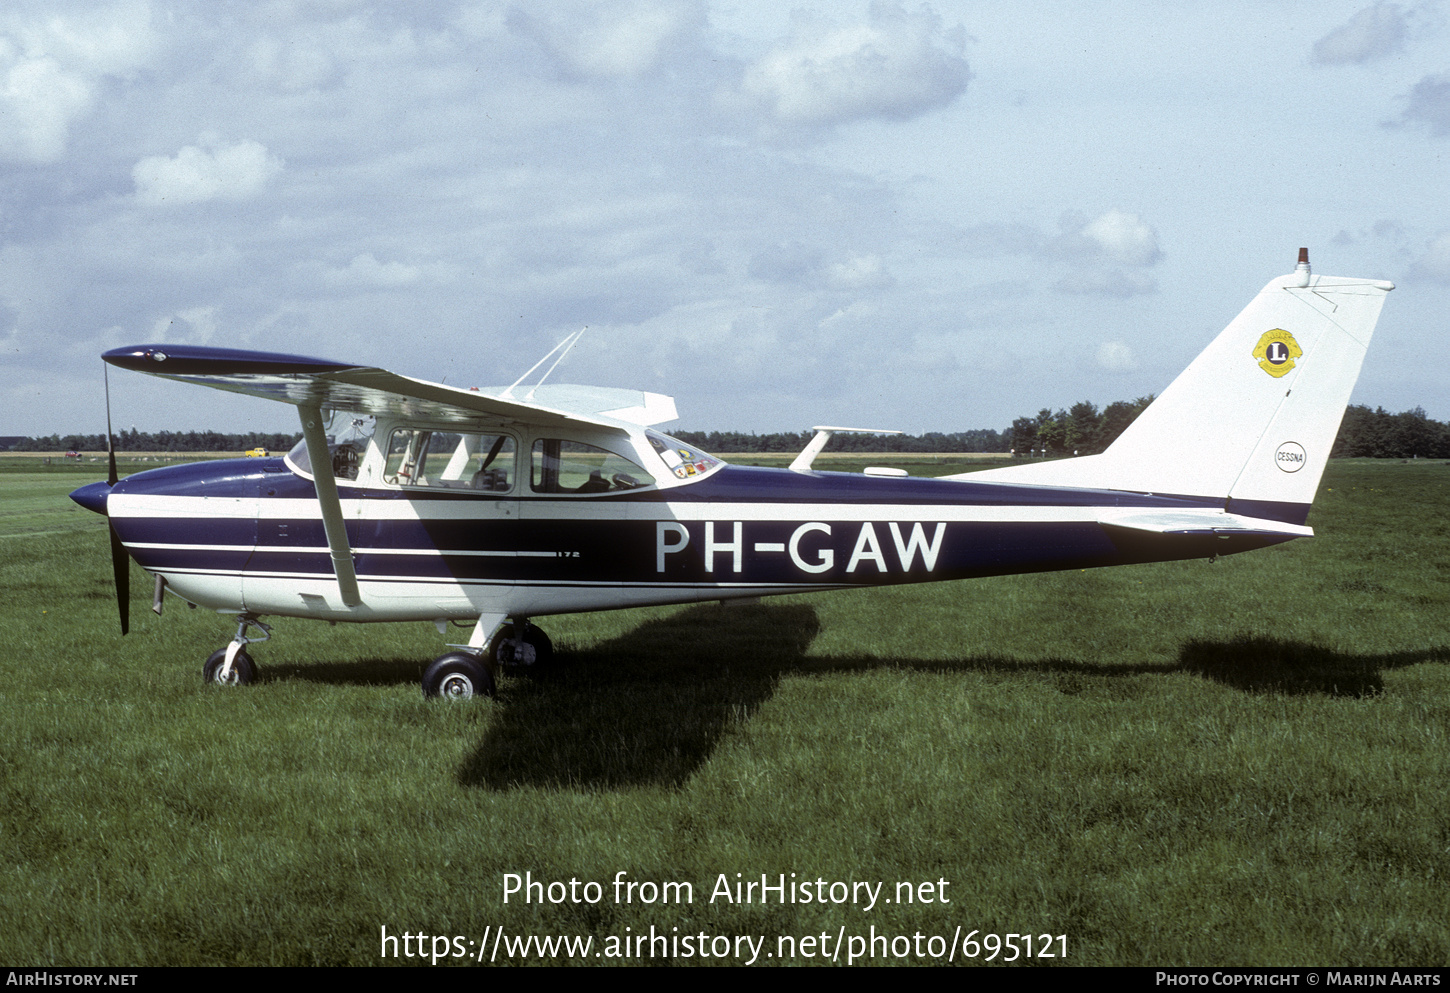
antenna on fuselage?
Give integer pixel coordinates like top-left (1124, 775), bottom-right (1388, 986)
top-left (500, 327), bottom-right (587, 400)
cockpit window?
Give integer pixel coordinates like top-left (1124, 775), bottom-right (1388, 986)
top-left (285, 414), bottom-right (376, 482)
top-left (383, 429), bottom-right (516, 490)
top-left (530, 439), bottom-right (654, 494)
top-left (646, 430), bottom-right (721, 480)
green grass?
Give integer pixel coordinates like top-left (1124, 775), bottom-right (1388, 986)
top-left (0, 460), bottom-right (1447, 965)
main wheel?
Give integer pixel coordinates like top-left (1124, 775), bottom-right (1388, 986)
top-left (203, 647), bottom-right (256, 686)
top-left (422, 652), bottom-right (495, 699)
top-left (491, 623), bottom-right (555, 672)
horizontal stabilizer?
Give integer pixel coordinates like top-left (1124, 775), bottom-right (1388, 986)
top-left (1097, 510), bottom-right (1313, 539)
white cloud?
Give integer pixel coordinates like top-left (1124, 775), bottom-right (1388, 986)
top-left (319, 253), bottom-right (457, 289)
top-left (247, 34), bottom-right (342, 92)
top-left (509, 0), bottom-right (701, 79)
top-left (132, 136), bottom-right (284, 206)
top-left (1049, 210), bottom-right (1161, 297)
top-left (740, 2), bottom-right (970, 127)
top-left (825, 254), bottom-right (893, 290)
top-left (746, 243), bottom-right (894, 291)
top-left (0, 1), bottom-right (155, 163)
top-left (1079, 210), bottom-right (1162, 267)
top-left (1096, 341), bottom-right (1138, 372)
top-left (0, 55), bottom-right (91, 163)
top-left (1312, 2), bottom-right (1408, 64)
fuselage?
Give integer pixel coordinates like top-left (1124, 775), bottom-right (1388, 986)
top-left (87, 454), bottom-right (1287, 623)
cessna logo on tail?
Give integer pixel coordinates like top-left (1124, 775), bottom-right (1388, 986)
top-left (1275, 442), bottom-right (1306, 472)
top-left (1253, 328), bottom-right (1302, 378)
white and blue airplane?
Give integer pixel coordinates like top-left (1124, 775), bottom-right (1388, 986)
top-left (72, 251), bottom-right (1393, 698)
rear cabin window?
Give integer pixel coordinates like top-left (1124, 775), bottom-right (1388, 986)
top-left (383, 429), bottom-right (516, 491)
top-left (530, 439), bottom-right (654, 494)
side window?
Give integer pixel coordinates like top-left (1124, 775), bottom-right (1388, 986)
top-left (531, 439), bottom-right (654, 494)
top-left (384, 429), bottom-right (516, 490)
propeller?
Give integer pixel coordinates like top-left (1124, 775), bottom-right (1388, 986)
top-left (105, 364), bottom-right (129, 635)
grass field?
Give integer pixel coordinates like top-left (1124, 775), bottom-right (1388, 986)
top-left (0, 457), bottom-right (1447, 966)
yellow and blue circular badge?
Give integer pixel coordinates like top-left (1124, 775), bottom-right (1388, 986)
top-left (1252, 328), bottom-right (1302, 378)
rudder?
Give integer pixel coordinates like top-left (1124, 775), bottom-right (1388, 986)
top-left (960, 255), bottom-right (1393, 523)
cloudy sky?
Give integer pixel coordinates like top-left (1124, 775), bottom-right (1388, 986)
top-left (2, 0), bottom-right (1447, 438)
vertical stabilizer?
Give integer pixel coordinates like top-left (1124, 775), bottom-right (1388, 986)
top-left (958, 257), bottom-right (1393, 522)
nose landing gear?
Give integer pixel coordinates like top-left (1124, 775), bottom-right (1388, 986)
top-left (203, 614), bottom-right (271, 686)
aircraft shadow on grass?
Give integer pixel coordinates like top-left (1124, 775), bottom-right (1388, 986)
top-left (266, 604), bottom-right (1448, 791)
top-left (453, 604), bottom-right (1450, 791)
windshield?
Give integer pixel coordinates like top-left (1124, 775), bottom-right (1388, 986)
top-left (284, 413), bottom-right (376, 481)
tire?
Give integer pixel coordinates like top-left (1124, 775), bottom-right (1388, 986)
top-left (491, 624), bottom-right (555, 672)
top-left (203, 647), bottom-right (256, 686)
top-left (422, 652), bottom-right (495, 699)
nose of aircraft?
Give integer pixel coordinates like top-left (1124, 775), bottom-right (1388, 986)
top-left (70, 480), bottom-right (111, 515)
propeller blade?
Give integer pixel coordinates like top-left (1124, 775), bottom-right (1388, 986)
top-left (103, 361), bottom-right (128, 634)
top-left (110, 522), bottom-right (130, 636)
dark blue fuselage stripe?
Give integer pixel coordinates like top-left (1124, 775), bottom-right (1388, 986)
top-left (123, 519), bottom-right (1288, 586)
top-left (112, 459), bottom-right (1224, 508)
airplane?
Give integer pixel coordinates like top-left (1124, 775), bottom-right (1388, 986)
top-left (71, 250), bottom-right (1393, 699)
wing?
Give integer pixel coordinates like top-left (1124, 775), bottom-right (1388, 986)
top-left (102, 343), bottom-right (678, 611)
top-left (102, 344), bottom-right (678, 430)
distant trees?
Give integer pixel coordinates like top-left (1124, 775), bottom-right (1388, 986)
top-left (670, 428), bottom-right (1012, 454)
top-left (6, 403), bottom-right (1448, 458)
top-left (10, 430), bottom-right (302, 453)
top-left (1009, 399), bottom-right (1450, 460)
top-left (1011, 397), bottom-right (1156, 457)
top-left (1332, 405), bottom-right (1450, 458)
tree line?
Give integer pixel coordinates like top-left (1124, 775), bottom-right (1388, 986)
top-left (1332, 405), bottom-right (1450, 458)
top-left (10, 429), bottom-right (303, 453)
top-left (8, 403), bottom-right (1449, 458)
top-left (669, 428), bottom-right (1012, 454)
top-left (1007, 397), bottom-right (1156, 457)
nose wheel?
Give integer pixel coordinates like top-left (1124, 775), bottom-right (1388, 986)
top-left (202, 614), bottom-right (269, 686)
top-left (204, 647), bottom-right (255, 685)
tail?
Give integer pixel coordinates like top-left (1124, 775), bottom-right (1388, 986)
top-left (961, 251), bottom-right (1393, 524)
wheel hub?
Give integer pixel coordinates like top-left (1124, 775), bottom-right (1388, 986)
top-left (439, 673), bottom-right (474, 699)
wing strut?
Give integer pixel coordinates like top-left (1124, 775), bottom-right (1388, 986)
top-left (299, 405), bottom-right (362, 606)
top-left (789, 426), bottom-right (902, 473)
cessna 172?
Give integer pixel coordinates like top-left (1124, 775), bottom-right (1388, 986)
top-left (72, 251), bottom-right (1392, 698)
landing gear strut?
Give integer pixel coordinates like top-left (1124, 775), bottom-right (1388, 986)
top-left (203, 614), bottom-right (270, 686)
top-left (491, 621), bottom-right (554, 672)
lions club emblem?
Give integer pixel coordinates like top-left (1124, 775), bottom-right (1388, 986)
top-left (1252, 328), bottom-right (1302, 378)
